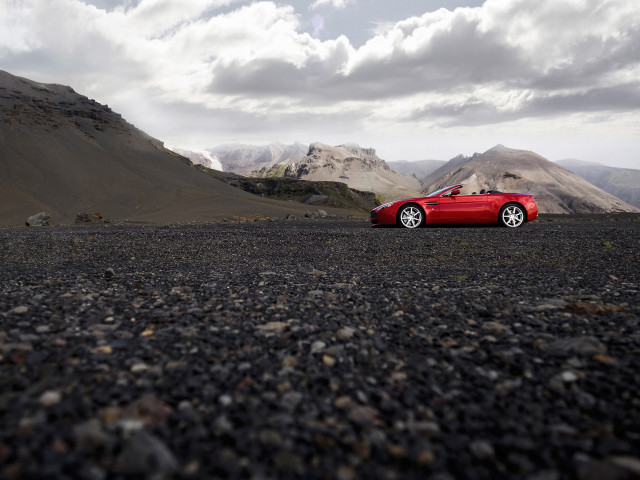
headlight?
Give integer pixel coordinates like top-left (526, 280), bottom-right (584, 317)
top-left (375, 202), bottom-right (394, 211)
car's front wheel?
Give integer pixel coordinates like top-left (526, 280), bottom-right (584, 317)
top-left (499, 203), bottom-right (525, 228)
top-left (398, 204), bottom-right (423, 228)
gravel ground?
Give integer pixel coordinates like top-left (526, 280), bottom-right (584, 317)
top-left (1, 216), bottom-right (639, 480)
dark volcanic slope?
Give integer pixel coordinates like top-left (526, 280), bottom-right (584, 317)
top-left (0, 71), bottom-right (329, 226)
top-left (1, 217), bottom-right (639, 479)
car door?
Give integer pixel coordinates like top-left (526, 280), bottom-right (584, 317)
top-left (436, 193), bottom-right (490, 224)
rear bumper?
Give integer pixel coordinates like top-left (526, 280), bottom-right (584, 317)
top-left (525, 198), bottom-right (538, 222)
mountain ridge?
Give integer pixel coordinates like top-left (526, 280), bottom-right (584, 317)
top-left (3, 69), bottom-right (636, 223)
top-left (257, 142), bottom-right (423, 202)
top-left (211, 142), bottom-right (308, 175)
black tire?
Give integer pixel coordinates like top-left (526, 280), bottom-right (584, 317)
top-left (499, 203), bottom-right (525, 228)
top-left (397, 204), bottom-right (424, 228)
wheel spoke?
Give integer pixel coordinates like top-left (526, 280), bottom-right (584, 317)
top-left (400, 206), bottom-right (421, 228)
top-left (502, 206), bottom-right (523, 227)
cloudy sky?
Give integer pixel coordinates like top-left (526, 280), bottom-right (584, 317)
top-left (2, 0), bottom-right (639, 168)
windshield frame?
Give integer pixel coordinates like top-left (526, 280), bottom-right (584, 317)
top-left (426, 185), bottom-right (461, 197)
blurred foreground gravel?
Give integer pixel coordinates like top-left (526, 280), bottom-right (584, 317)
top-left (1, 215), bottom-right (640, 480)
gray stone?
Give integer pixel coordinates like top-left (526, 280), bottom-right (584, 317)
top-left (609, 456), bottom-right (640, 476)
top-left (115, 431), bottom-right (178, 478)
top-left (73, 420), bottom-right (111, 451)
top-left (469, 440), bottom-right (495, 459)
top-left (337, 327), bottom-right (356, 340)
top-left (75, 212), bottom-right (109, 224)
top-left (38, 390), bottom-right (62, 407)
top-left (25, 212), bottom-right (50, 227)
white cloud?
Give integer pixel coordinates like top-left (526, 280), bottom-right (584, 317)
top-left (309, 0), bottom-right (353, 10)
top-left (0, 0), bottom-right (37, 54)
top-left (1, 0), bottom-right (639, 167)
top-left (340, 0), bottom-right (640, 123)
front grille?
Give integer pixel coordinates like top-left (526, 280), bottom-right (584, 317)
top-left (370, 211), bottom-right (378, 219)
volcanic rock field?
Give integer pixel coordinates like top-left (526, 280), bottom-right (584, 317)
top-left (1, 215), bottom-right (639, 479)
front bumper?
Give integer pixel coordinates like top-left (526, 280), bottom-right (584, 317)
top-left (370, 210), bottom-right (378, 226)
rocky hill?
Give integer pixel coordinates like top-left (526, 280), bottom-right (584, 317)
top-left (258, 143), bottom-right (423, 202)
top-left (422, 145), bottom-right (639, 214)
top-left (556, 159), bottom-right (640, 208)
top-left (0, 71), bottom-right (336, 226)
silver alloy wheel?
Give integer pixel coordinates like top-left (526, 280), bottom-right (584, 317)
top-left (399, 205), bottom-right (423, 228)
top-left (501, 204), bottom-right (524, 228)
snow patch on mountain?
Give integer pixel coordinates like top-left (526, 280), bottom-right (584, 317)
top-left (167, 145), bottom-right (224, 171)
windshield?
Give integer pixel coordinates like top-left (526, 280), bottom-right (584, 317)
top-left (426, 185), bottom-right (458, 197)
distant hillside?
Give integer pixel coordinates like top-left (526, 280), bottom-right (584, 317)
top-left (422, 145), bottom-right (638, 214)
top-left (211, 142), bottom-right (308, 176)
top-left (169, 144), bottom-right (379, 211)
top-left (387, 159), bottom-right (446, 180)
top-left (198, 167), bottom-right (377, 212)
top-left (258, 143), bottom-right (423, 202)
top-left (556, 159), bottom-right (640, 208)
top-left (0, 70), bottom-right (339, 226)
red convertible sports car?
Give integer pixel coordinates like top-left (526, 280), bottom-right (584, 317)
top-left (370, 184), bottom-right (538, 228)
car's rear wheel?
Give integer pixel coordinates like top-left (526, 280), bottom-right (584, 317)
top-left (398, 204), bottom-right (423, 228)
top-left (499, 203), bottom-right (525, 228)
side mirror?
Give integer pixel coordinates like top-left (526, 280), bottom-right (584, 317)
top-left (451, 189), bottom-right (461, 196)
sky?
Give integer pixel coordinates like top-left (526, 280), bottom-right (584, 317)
top-left (1, 0), bottom-right (639, 169)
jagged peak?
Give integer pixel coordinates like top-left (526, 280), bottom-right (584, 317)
top-left (307, 142), bottom-right (332, 155)
top-left (340, 144), bottom-right (377, 157)
top-left (486, 144), bottom-right (507, 152)
top-left (306, 142), bottom-right (378, 159)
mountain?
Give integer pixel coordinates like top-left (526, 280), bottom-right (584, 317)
top-left (211, 142), bottom-right (309, 176)
top-left (258, 142), bottom-right (423, 201)
top-left (0, 71), bottom-right (334, 226)
top-left (387, 159), bottom-right (446, 180)
top-left (164, 143), bottom-right (378, 211)
top-left (556, 159), bottom-right (640, 208)
top-left (421, 145), bottom-right (639, 214)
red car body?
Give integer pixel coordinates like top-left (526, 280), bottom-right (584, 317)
top-left (370, 184), bottom-right (538, 228)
